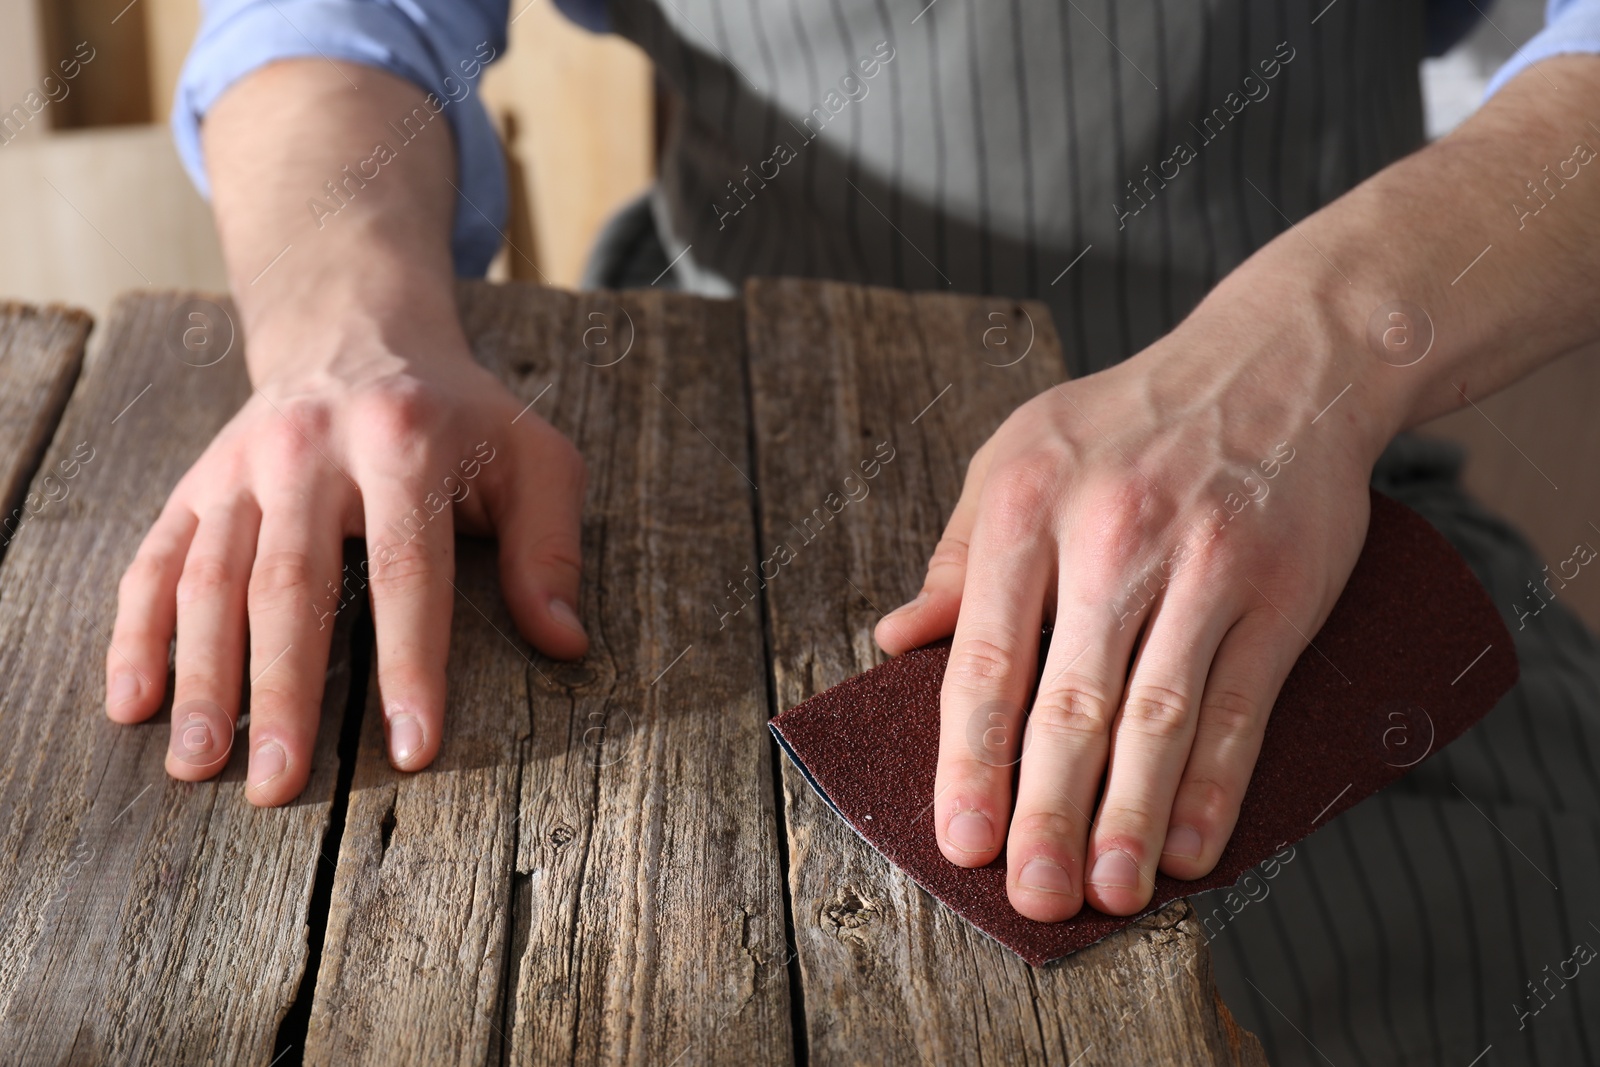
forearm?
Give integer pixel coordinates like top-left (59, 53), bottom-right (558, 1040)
top-left (202, 59), bottom-right (468, 385)
top-left (1195, 55), bottom-right (1600, 451)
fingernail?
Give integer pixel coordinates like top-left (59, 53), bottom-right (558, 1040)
top-left (1088, 848), bottom-right (1141, 890)
top-left (108, 672), bottom-right (139, 710)
top-left (548, 597), bottom-right (585, 636)
top-left (1163, 825), bottom-right (1204, 860)
top-left (170, 699), bottom-right (230, 766)
top-left (945, 810), bottom-right (994, 854)
top-left (1019, 857), bottom-right (1075, 896)
top-left (389, 715), bottom-right (423, 765)
top-left (249, 741), bottom-right (286, 789)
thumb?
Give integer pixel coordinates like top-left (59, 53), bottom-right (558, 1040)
top-left (491, 424), bottom-right (588, 660)
top-left (875, 458), bottom-right (984, 655)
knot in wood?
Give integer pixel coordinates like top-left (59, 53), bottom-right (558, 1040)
top-left (821, 884), bottom-right (880, 943)
top-left (545, 662), bottom-right (599, 691)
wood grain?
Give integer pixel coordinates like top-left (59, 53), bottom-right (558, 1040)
top-left (0, 302), bottom-right (90, 553)
top-left (743, 278), bottom-right (1266, 1066)
top-left (305, 283), bottom-right (793, 1065)
top-left (0, 293), bottom-right (357, 1064)
top-left (0, 284), bottom-right (1269, 1064)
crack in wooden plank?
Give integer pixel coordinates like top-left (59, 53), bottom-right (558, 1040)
top-left (272, 601), bottom-right (372, 1065)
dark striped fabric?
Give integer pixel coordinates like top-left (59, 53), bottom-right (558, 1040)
top-left (1202, 435), bottom-right (1600, 1066)
top-left (610, 0), bottom-right (1426, 375)
top-left (593, 3), bottom-right (1600, 1063)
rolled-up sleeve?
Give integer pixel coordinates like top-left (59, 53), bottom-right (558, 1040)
top-left (1487, 0), bottom-right (1600, 96)
top-left (172, 0), bottom-right (510, 277)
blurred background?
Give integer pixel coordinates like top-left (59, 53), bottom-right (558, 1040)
top-left (1, 0), bottom-right (1594, 628)
top-left (0, 0), bottom-right (656, 309)
top-left (0, 0), bottom-right (1546, 326)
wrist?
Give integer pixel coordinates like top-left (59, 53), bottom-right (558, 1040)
top-left (1182, 239), bottom-right (1422, 470)
top-left (239, 253), bottom-right (470, 390)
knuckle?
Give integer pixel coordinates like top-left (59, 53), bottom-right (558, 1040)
top-left (965, 701), bottom-right (1024, 763)
top-left (172, 672), bottom-right (232, 705)
top-left (983, 459), bottom-right (1059, 536)
top-left (1176, 775), bottom-right (1237, 831)
top-left (938, 754), bottom-right (1008, 797)
top-left (259, 408), bottom-right (321, 467)
top-left (248, 682), bottom-right (308, 714)
top-left (926, 535), bottom-right (969, 573)
top-left (248, 550), bottom-right (320, 608)
top-left (1029, 685), bottom-right (1115, 742)
top-left (275, 395), bottom-right (330, 432)
top-left (1178, 531), bottom-right (1240, 585)
top-left (376, 659), bottom-right (438, 697)
top-left (1081, 480), bottom-right (1160, 570)
top-left (110, 622), bottom-right (154, 652)
top-left (524, 530), bottom-right (581, 575)
top-left (369, 537), bottom-right (443, 592)
top-left (1096, 803), bottom-right (1161, 845)
top-left (1121, 683), bottom-right (1193, 738)
top-left (120, 552), bottom-right (171, 595)
top-left (379, 495), bottom-right (441, 548)
top-left (1010, 809), bottom-right (1085, 846)
top-left (111, 606), bottom-right (166, 647)
top-left (358, 378), bottom-right (442, 452)
top-left (176, 556), bottom-right (236, 602)
top-left (1199, 686), bottom-right (1260, 735)
top-left (946, 636), bottom-right (1019, 689)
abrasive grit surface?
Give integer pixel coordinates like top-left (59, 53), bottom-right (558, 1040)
top-left (770, 491), bottom-right (1519, 966)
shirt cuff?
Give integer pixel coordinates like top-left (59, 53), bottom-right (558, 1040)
top-left (1486, 0), bottom-right (1600, 97)
top-left (171, 0), bottom-right (508, 277)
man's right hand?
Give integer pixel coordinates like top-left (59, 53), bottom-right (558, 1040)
top-left (102, 59), bottom-right (586, 805)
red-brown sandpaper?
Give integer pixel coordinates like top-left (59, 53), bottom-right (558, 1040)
top-left (770, 491), bottom-right (1519, 966)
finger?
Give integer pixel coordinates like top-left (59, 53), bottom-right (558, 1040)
top-left (933, 469), bottom-right (1055, 868)
top-left (243, 489), bottom-right (344, 805)
top-left (487, 426), bottom-right (588, 660)
top-left (108, 506), bottom-right (198, 722)
top-left (1159, 608), bottom-right (1301, 880)
top-left (875, 450), bottom-right (989, 656)
top-left (1085, 583), bottom-right (1237, 915)
top-left (364, 473), bottom-right (457, 771)
top-left (1003, 577), bottom-right (1144, 922)
top-left (166, 497), bottom-right (260, 780)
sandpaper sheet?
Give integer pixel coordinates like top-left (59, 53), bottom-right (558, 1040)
top-left (770, 490), bottom-right (1519, 966)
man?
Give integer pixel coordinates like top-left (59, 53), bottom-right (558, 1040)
top-left (110, 0), bottom-right (1600, 1060)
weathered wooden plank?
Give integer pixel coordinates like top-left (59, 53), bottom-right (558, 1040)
top-left (0, 301), bottom-right (89, 553)
top-left (744, 278), bottom-right (1266, 1066)
top-left (305, 283), bottom-right (793, 1066)
top-left (0, 292), bottom-right (357, 1064)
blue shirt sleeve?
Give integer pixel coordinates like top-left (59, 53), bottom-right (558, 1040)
top-left (1487, 0), bottom-right (1600, 96)
top-left (171, 0), bottom-right (510, 277)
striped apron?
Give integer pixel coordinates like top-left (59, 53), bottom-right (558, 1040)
top-left (587, 2), bottom-right (1600, 1061)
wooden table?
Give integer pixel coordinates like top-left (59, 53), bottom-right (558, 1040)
top-left (0, 283), bottom-right (1266, 1065)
